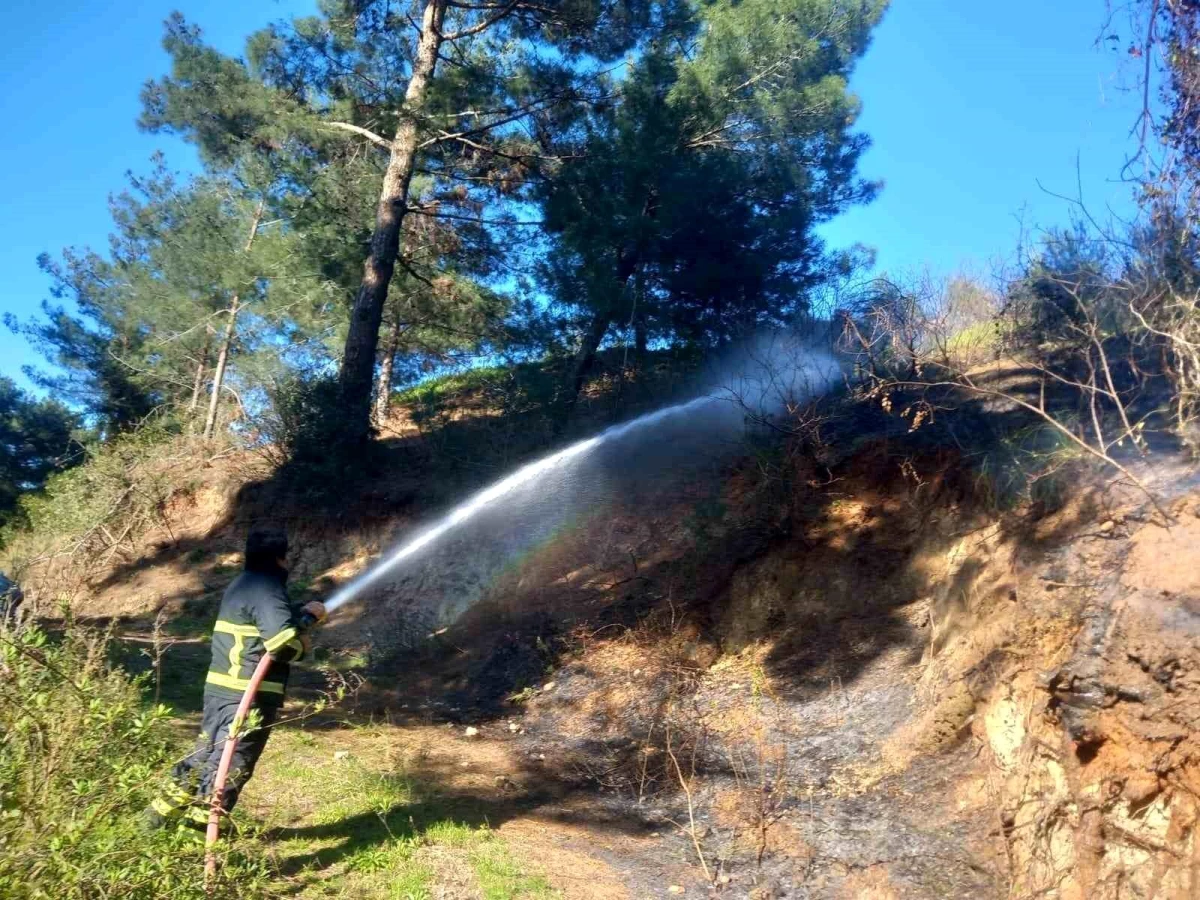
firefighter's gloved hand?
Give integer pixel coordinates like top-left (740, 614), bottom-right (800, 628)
top-left (301, 600), bottom-right (327, 626)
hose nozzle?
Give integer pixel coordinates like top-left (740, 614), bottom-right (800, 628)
top-left (298, 600), bottom-right (328, 631)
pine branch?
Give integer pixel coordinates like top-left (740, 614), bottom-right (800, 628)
top-left (436, 132), bottom-right (572, 164)
top-left (417, 95), bottom-right (560, 150)
top-left (325, 121), bottom-right (392, 150)
top-left (406, 204), bottom-right (541, 226)
top-left (440, 0), bottom-right (519, 40)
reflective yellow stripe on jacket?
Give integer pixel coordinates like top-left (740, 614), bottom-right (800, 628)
top-left (213, 621), bottom-right (259, 637)
top-left (207, 620), bottom-right (286, 694)
top-left (215, 619), bottom-right (304, 661)
top-left (205, 670), bottom-right (286, 694)
top-left (263, 626), bottom-right (298, 654)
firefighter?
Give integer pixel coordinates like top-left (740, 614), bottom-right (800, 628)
top-left (143, 526), bottom-right (326, 832)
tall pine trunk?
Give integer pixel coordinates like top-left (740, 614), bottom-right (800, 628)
top-left (570, 308), bottom-right (617, 403)
top-left (203, 202), bottom-right (263, 440)
top-left (339, 0), bottom-right (446, 444)
top-left (203, 296), bottom-right (239, 440)
top-left (188, 331), bottom-right (210, 414)
top-left (568, 250), bottom-right (641, 406)
top-left (374, 310), bottom-right (404, 423)
top-left (567, 192), bottom-right (657, 413)
top-left (633, 269), bottom-right (648, 364)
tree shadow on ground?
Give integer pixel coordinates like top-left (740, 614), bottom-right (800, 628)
top-left (267, 777), bottom-right (633, 881)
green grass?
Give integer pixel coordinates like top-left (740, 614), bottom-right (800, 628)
top-left (393, 365), bottom-right (517, 407)
top-left (470, 834), bottom-right (557, 900)
top-left (243, 728), bottom-right (558, 899)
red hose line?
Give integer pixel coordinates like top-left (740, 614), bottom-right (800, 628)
top-left (203, 653), bottom-right (274, 884)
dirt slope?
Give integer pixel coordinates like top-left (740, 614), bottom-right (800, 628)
top-left (17, 389), bottom-right (1200, 898)
top-left (334, 445), bottom-right (1200, 899)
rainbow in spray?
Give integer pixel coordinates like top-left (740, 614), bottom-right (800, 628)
top-left (324, 394), bottom-right (717, 614)
top-left (323, 345), bottom-right (840, 630)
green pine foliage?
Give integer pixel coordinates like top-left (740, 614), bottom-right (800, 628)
top-left (0, 378), bottom-right (79, 529)
top-left (540, 0), bottom-right (888, 394)
top-left (10, 165), bottom-right (337, 436)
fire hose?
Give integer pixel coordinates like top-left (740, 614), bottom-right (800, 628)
top-left (204, 609), bottom-right (321, 884)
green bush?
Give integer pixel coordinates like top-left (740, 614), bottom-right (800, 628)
top-left (0, 623), bottom-right (270, 899)
top-left (1, 420), bottom-right (207, 584)
top-left (262, 374), bottom-right (347, 463)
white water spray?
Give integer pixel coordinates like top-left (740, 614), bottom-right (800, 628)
top-left (323, 345), bottom-right (839, 618)
top-left (324, 395), bottom-right (717, 613)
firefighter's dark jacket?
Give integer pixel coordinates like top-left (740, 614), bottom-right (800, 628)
top-left (205, 561), bottom-right (305, 703)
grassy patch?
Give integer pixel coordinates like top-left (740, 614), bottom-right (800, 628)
top-left (245, 727), bottom-right (557, 899)
top-left (393, 365), bottom-right (517, 408)
top-left (469, 833), bottom-right (557, 900)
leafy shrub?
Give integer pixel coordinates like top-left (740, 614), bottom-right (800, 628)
top-left (1, 421), bottom-right (211, 598)
top-left (261, 373), bottom-right (347, 464)
top-left (0, 622), bottom-right (270, 899)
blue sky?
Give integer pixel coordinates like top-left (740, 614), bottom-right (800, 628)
top-left (0, 0), bottom-right (315, 393)
top-left (819, 1), bottom-right (1144, 277)
top-left (0, 0), bottom-right (1145, 394)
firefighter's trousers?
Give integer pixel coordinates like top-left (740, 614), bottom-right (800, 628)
top-left (148, 690), bottom-right (279, 829)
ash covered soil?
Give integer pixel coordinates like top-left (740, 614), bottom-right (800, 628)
top-left (303, 452), bottom-right (1200, 899)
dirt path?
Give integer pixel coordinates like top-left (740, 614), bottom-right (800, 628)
top-left (241, 718), bottom-right (701, 899)
top-left (123, 588), bottom-right (1003, 898)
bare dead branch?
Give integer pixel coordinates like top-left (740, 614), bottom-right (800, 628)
top-left (324, 121), bottom-right (393, 150)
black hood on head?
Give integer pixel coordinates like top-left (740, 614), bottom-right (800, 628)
top-left (245, 526), bottom-right (288, 577)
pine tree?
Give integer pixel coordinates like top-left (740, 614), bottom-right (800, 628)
top-left (12, 245), bottom-right (160, 434)
top-left (541, 0), bottom-right (887, 405)
top-left (12, 167), bottom-right (336, 437)
top-left (0, 378), bottom-right (79, 526)
top-left (141, 2), bottom-right (654, 443)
